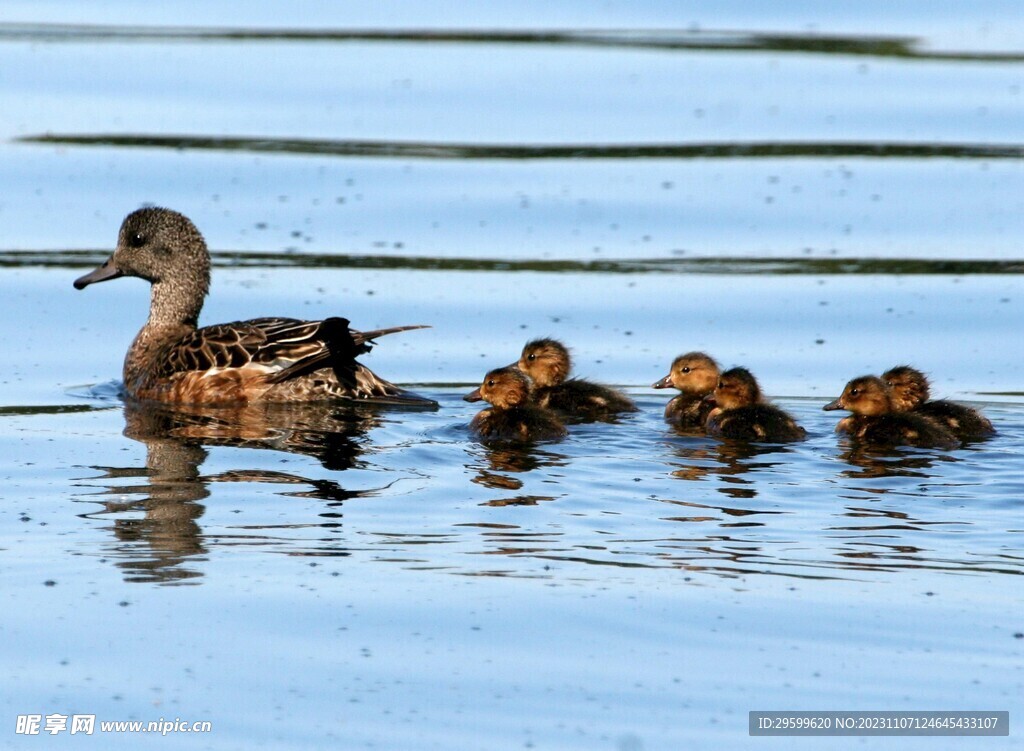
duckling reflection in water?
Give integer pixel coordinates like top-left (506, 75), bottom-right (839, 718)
top-left (464, 366), bottom-right (567, 443)
top-left (824, 375), bottom-right (958, 449)
top-left (705, 367), bottom-right (806, 443)
top-left (515, 338), bottom-right (636, 421)
top-left (652, 351), bottom-right (720, 429)
top-left (882, 365), bottom-right (995, 441)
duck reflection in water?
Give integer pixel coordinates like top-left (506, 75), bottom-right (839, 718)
top-left (668, 437), bottom-right (800, 499)
top-left (834, 443), bottom-right (956, 480)
top-left (466, 442), bottom-right (569, 499)
top-left (79, 400), bottom-right (388, 584)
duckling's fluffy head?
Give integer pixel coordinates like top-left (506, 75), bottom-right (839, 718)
top-left (824, 375), bottom-right (893, 416)
top-left (713, 367), bottom-right (761, 410)
top-left (882, 365), bottom-right (930, 411)
top-left (518, 338), bottom-right (571, 388)
top-left (464, 366), bottom-right (530, 409)
top-left (652, 351), bottom-right (719, 393)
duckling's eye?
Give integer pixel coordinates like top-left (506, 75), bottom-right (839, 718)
top-left (850, 388), bottom-right (859, 396)
top-left (486, 379), bottom-right (495, 387)
top-left (526, 354), bottom-right (536, 362)
top-left (127, 232), bottom-right (146, 248)
top-left (681, 367), bottom-right (691, 374)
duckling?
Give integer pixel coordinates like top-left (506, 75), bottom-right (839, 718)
top-left (464, 366), bottom-right (567, 443)
top-left (651, 351), bottom-right (720, 428)
top-left (882, 365), bottom-right (995, 441)
top-left (515, 338), bottom-right (636, 421)
top-left (704, 367), bottom-right (806, 443)
top-left (824, 375), bottom-right (957, 449)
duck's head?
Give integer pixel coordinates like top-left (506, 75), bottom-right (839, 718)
top-left (74, 207), bottom-right (211, 294)
top-left (652, 351), bottom-right (719, 393)
top-left (882, 365), bottom-right (930, 411)
top-left (516, 338), bottom-right (571, 388)
top-left (824, 375), bottom-right (892, 415)
top-left (464, 366), bottom-right (530, 409)
top-left (711, 367), bottom-right (761, 410)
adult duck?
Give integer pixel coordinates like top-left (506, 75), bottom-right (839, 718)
top-left (74, 207), bottom-right (436, 407)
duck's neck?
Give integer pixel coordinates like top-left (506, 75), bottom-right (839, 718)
top-left (122, 275), bottom-right (208, 391)
top-left (147, 275), bottom-right (208, 330)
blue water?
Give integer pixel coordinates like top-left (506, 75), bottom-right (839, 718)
top-left (0, 3), bottom-right (1021, 749)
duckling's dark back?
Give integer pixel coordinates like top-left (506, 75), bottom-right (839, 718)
top-left (707, 404), bottom-right (806, 443)
top-left (916, 400), bottom-right (995, 441)
top-left (846, 412), bottom-right (957, 449)
top-left (536, 378), bottom-right (636, 422)
top-left (665, 393), bottom-right (715, 430)
top-left (471, 404), bottom-right (567, 443)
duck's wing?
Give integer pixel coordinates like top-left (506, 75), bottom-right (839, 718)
top-left (263, 319), bottom-right (430, 388)
top-left (163, 317), bottom-right (427, 392)
top-left (158, 317), bottom-right (331, 378)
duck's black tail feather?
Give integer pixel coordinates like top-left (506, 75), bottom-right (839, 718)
top-left (268, 317), bottom-right (437, 408)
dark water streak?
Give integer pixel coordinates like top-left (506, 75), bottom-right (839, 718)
top-left (2, 23), bottom-right (1022, 63)
top-left (3, 249), bottom-right (1022, 275)
top-left (19, 133), bottom-right (1024, 162)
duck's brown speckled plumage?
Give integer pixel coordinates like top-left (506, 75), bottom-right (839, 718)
top-left (464, 366), bottom-right (567, 443)
top-left (74, 207), bottom-right (436, 407)
top-left (824, 375), bottom-right (957, 449)
top-left (882, 365), bottom-right (994, 441)
top-left (705, 367), bottom-right (806, 443)
top-left (515, 338), bottom-right (636, 421)
top-left (651, 351), bottom-right (720, 429)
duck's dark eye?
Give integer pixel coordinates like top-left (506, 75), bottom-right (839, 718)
top-left (527, 354), bottom-right (536, 362)
top-left (487, 379), bottom-right (495, 387)
top-left (850, 388), bottom-right (859, 396)
top-left (681, 367), bottom-right (690, 374)
top-left (128, 232), bottom-right (146, 248)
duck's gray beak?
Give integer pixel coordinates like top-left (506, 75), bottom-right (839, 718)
top-left (74, 256), bottom-right (123, 290)
top-left (651, 374), bottom-right (672, 389)
top-left (822, 398), bottom-right (843, 411)
top-left (463, 387), bottom-right (483, 403)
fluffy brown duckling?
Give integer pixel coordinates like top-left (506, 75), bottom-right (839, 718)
top-left (704, 367), bottom-right (806, 443)
top-left (515, 338), bottom-right (636, 421)
top-left (824, 375), bottom-right (957, 449)
top-left (651, 351), bottom-right (720, 429)
top-left (464, 366), bottom-right (567, 443)
top-left (882, 365), bottom-right (995, 441)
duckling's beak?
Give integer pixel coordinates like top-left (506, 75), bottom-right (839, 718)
top-left (651, 374), bottom-right (673, 389)
top-left (463, 387), bottom-right (483, 403)
top-left (74, 256), bottom-right (123, 290)
top-left (822, 397), bottom-right (844, 411)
